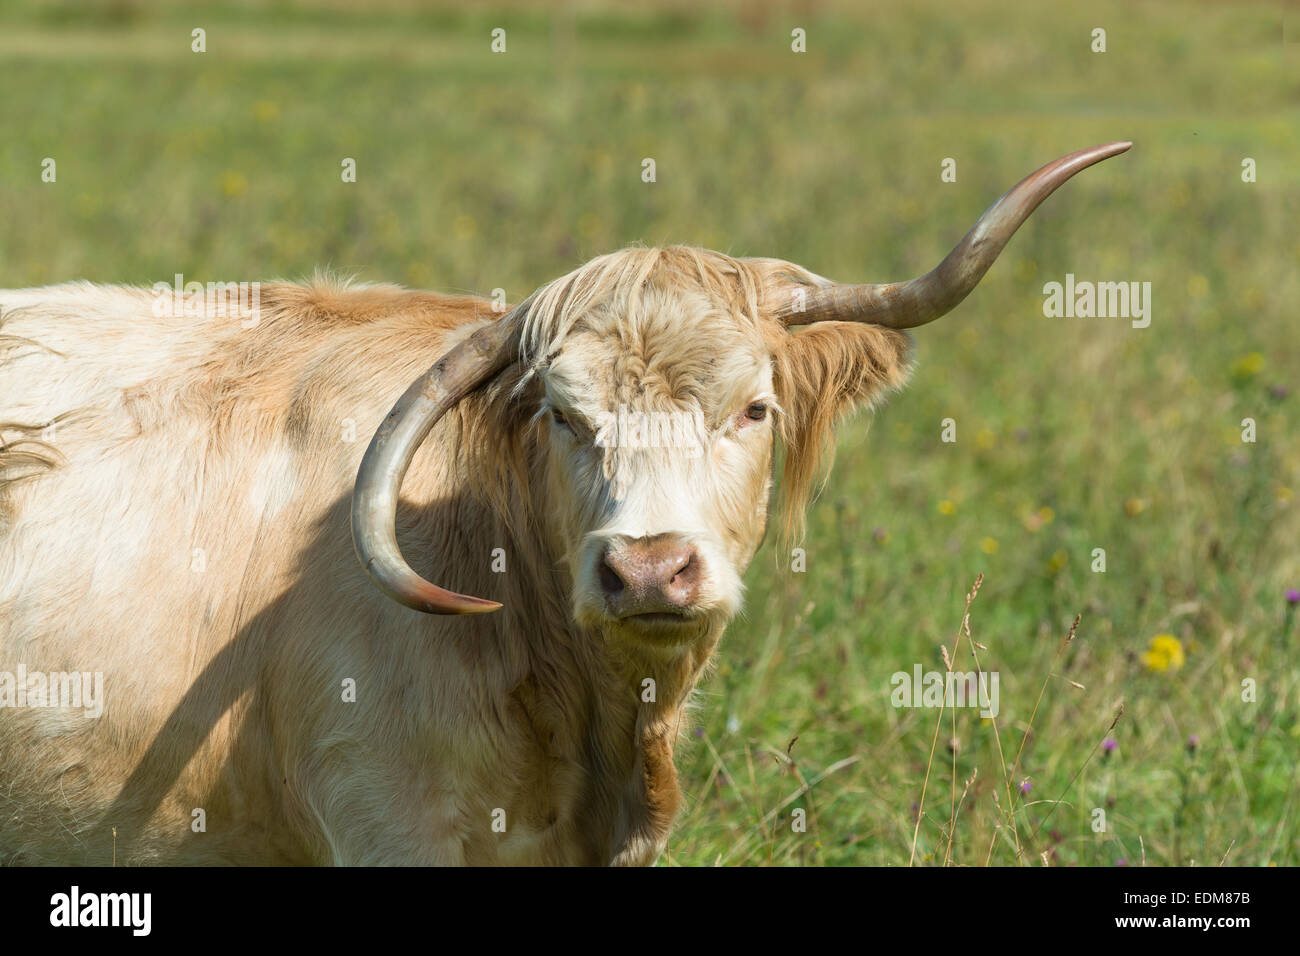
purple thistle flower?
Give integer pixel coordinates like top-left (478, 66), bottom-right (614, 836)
top-left (1187, 734), bottom-right (1200, 753)
top-left (1116, 858), bottom-right (1128, 867)
top-left (1102, 737), bottom-right (1117, 755)
top-left (1287, 589), bottom-right (1300, 606)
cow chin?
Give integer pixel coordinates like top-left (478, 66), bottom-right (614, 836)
top-left (603, 611), bottom-right (715, 648)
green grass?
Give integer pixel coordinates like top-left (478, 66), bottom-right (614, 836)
top-left (2, 0), bottom-right (1296, 865)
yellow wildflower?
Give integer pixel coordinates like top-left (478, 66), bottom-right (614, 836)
top-left (1140, 633), bottom-right (1185, 673)
top-left (1230, 352), bottom-right (1263, 379)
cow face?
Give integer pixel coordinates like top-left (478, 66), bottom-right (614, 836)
top-left (515, 248), bottom-right (912, 645)
top-left (535, 284), bottom-right (775, 643)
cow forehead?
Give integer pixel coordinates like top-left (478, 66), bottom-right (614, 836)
top-left (543, 303), bottom-right (771, 419)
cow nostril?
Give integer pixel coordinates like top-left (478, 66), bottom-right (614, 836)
top-left (598, 554), bottom-right (626, 596)
top-left (664, 550), bottom-right (701, 604)
top-left (670, 553), bottom-right (694, 585)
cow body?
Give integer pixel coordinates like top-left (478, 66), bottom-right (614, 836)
top-left (0, 279), bottom-right (684, 865)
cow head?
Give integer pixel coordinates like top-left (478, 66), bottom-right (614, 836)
top-left (509, 249), bottom-right (909, 645)
top-left (351, 143), bottom-right (1130, 646)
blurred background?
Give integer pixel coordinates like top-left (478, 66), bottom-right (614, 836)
top-left (1, 0), bottom-right (1295, 865)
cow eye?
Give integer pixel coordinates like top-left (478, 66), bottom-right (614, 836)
top-left (745, 402), bottom-right (768, 422)
top-left (551, 408), bottom-right (571, 430)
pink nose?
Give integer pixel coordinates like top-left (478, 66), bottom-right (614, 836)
top-left (598, 534), bottom-right (701, 614)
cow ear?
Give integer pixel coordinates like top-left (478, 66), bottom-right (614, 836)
top-left (769, 321), bottom-right (912, 541)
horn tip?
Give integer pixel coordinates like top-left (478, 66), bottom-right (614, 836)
top-left (428, 593), bottom-right (504, 615)
top-left (456, 598), bottom-right (504, 615)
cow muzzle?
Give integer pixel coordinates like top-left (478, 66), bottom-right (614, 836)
top-left (598, 533), bottom-right (703, 623)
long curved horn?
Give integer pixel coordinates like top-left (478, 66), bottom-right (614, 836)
top-left (775, 141), bottom-right (1132, 329)
top-left (351, 315), bottom-right (518, 614)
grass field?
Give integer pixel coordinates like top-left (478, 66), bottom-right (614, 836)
top-left (1, 0), bottom-right (1296, 865)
